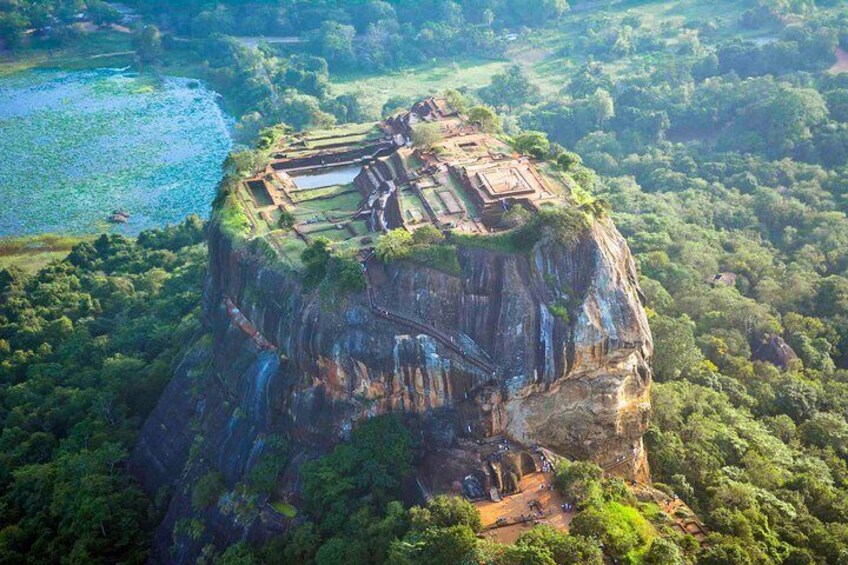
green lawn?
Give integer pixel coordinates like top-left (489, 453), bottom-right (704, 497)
top-left (349, 219), bottom-right (370, 236)
top-left (306, 133), bottom-right (372, 148)
top-left (290, 184), bottom-right (356, 203)
top-left (272, 233), bottom-right (307, 268)
top-left (0, 234), bottom-right (90, 274)
top-left (0, 29), bottom-right (135, 76)
top-left (297, 191), bottom-right (363, 214)
top-left (303, 225), bottom-right (351, 242)
top-left (305, 122), bottom-right (381, 140)
top-left (332, 57), bottom-right (510, 115)
top-left (400, 188), bottom-right (429, 221)
top-left (443, 172), bottom-right (480, 218)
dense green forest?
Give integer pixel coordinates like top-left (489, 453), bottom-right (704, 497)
top-left (0, 219), bottom-right (206, 563)
top-left (5, 0), bottom-right (848, 563)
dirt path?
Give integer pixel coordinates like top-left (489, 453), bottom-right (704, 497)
top-left (87, 51), bottom-right (134, 60)
top-left (235, 36), bottom-right (306, 49)
top-left (830, 47), bottom-right (848, 74)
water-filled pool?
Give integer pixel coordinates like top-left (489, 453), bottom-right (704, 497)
top-left (0, 68), bottom-right (233, 235)
top-left (292, 165), bottom-right (362, 190)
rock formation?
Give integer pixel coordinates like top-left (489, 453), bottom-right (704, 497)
top-left (130, 101), bottom-right (653, 562)
top-left (753, 333), bottom-right (799, 370)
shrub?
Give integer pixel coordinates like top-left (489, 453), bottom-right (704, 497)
top-left (549, 300), bottom-right (570, 323)
top-left (411, 123), bottom-right (442, 148)
top-left (192, 471), bottom-right (226, 512)
top-left (457, 206), bottom-right (590, 253)
top-left (279, 210), bottom-right (296, 230)
top-left (498, 205), bottom-right (532, 230)
top-left (534, 206), bottom-right (591, 245)
top-left (409, 244), bottom-right (461, 275)
top-left (557, 151), bottom-right (582, 171)
top-left (376, 229), bottom-right (414, 261)
top-left (218, 193), bottom-right (251, 239)
top-left (512, 131), bottom-right (551, 159)
top-left (412, 225), bottom-right (445, 245)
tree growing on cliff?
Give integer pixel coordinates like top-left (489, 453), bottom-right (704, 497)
top-left (326, 252), bottom-right (366, 293)
top-left (301, 238), bottom-right (332, 288)
top-left (376, 229), bottom-right (414, 261)
top-left (512, 130), bottom-right (551, 159)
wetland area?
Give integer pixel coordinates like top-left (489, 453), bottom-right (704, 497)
top-left (0, 67), bottom-right (233, 236)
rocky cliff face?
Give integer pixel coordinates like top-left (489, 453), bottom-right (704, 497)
top-left (130, 214), bottom-right (652, 562)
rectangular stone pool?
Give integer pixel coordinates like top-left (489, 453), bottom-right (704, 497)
top-left (291, 165), bottom-right (362, 190)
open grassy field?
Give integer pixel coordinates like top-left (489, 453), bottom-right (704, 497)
top-left (0, 28), bottom-right (213, 93)
top-left (332, 57), bottom-right (510, 116)
top-left (296, 191), bottom-right (363, 214)
top-left (290, 185), bottom-right (357, 203)
top-left (0, 29), bottom-right (135, 76)
top-left (0, 234), bottom-right (89, 274)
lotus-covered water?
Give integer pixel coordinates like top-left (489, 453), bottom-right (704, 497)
top-left (0, 68), bottom-right (232, 235)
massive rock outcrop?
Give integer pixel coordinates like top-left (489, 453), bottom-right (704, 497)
top-left (130, 210), bottom-right (651, 561)
top-left (131, 98), bottom-right (652, 562)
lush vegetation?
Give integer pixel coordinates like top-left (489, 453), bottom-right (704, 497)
top-left (301, 238), bottom-right (366, 295)
top-left (0, 69), bottom-right (232, 236)
top-left (0, 218), bottom-right (206, 563)
top-left (456, 1), bottom-right (848, 563)
top-left (7, 0), bottom-right (848, 563)
top-left (0, 1), bottom-right (570, 138)
top-left (0, 1), bottom-right (122, 49)
top-left (222, 415), bottom-right (617, 565)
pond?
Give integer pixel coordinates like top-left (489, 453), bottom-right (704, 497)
top-left (0, 68), bottom-right (233, 236)
top-left (292, 165), bottom-right (362, 190)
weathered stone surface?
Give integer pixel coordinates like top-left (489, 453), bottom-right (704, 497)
top-left (753, 333), bottom-right (799, 369)
top-left (130, 215), bottom-right (652, 562)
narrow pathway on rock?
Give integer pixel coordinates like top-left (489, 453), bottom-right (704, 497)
top-left (602, 452), bottom-right (638, 474)
top-left (223, 296), bottom-right (276, 351)
top-left (362, 255), bottom-right (497, 376)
